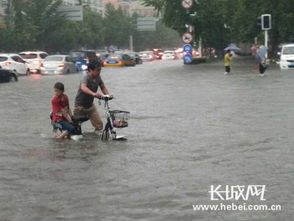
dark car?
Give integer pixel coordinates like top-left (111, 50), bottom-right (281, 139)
top-left (130, 53), bottom-right (143, 64)
top-left (69, 50), bottom-right (99, 71)
top-left (0, 68), bottom-right (18, 83)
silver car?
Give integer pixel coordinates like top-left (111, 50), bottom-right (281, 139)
top-left (40, 55), bottom-right (78, 75)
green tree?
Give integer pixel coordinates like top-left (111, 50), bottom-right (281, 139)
top-left (103, 4), bottom-right (134, 48)
top-left (0, 0), bottom-right (65, 51)
top-left (24, 0), bottom-right (65, 50)
top-left (144, 0), bottom-right (294, 55)
top-left (143, 0), bottom-right (231, 51)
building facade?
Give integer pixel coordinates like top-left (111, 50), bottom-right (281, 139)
top-left (0, 0), bottom-right (7, 21)
top-left (63, 0), bottom-right (105, 15)
top-left (104, 0), bottom-right (156, 17)
top-left (129, 1), bottom-right (156, 17)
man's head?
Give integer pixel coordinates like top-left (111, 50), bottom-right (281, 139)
top-left (227, 49), bottom-right (231, 54)
top-left (88, 59), bottom-right (102, 78)
top-left (54, 82), bottom-right (64, 97)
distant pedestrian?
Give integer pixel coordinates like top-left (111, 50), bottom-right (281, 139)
top-left (224, 50), bottom-right (233, 75)
top-left (253, 45), bottom-right (260, 69)
top-left (256, 46), bottom-right (268, 77)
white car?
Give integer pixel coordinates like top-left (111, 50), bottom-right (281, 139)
top-left (279, 44), bottom-right (294, 70)
top-left (41, 55), bottom-right (78, 75)
top-left (19, 51), bottom-right (48, 74)
top-left (0, 54), bottom-right (30, 75)
top-left (139, 51), bottom-right (155, 62)
top-left (162, 51), bottom-right (176, 60)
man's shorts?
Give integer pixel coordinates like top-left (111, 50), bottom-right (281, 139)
top-left (73, 105), bottom-right (103, 131)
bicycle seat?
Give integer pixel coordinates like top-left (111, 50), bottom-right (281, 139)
top-left (72, 115), bottom-right (89, 123)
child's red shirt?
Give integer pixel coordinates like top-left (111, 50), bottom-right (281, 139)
top-left (51, 94), bottom-right (70, 122)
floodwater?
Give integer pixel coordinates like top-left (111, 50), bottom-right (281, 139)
top-left (0, 58), bottom-right (293, 221)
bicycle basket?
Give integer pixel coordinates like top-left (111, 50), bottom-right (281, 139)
top-left (110, 110), bottom-right (130, 128)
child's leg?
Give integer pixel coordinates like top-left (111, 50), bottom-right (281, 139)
top-left (55, 121), bottom-right (75, 139)
top-left (56, 131), bottom-right (69, 139)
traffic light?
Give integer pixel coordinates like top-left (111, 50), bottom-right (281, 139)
top-left (257, 16), bottom-right (262, 29)
top-left (262, 14), bottom-right (271, 30)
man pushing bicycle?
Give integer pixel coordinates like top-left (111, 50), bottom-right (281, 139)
top-left (74, 59), bottom-right (111, 132)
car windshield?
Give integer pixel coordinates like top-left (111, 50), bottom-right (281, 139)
top-left (0, 57), bottom-right (8, 62)
top-left (108, 54), bottom-right (121, 60)
top-left (283, 47), bottom-right (294, 55)
top-left (70, 52), bottom-right (86, 58)
top-left (45, 56), bottom-right (63, 61)
top-left (85, 52), bottom-right (96, 58)
top-left (140, 52), bottom-right (151, 55)
top-left (20, 53), bottom-right (38, 59)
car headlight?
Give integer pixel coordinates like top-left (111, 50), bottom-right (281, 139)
top-left (81, 65), bottom-right (88, 70)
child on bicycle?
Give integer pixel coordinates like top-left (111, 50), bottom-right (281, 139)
top-left (51, 82), bottom-right (74, 139)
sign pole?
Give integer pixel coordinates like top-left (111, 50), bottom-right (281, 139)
top-left (181, 0), bottom-right (195, 64)
top-left (264, 30), bottom-right (268, 48)
top-left (199, 36), bottom-right (202, 57)
top-left (130, 35), bottom-right (134, 51)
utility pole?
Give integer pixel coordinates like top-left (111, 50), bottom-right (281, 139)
top-left (264, 30), bottom-right (269, 48)
top-left (130, 35), bottom-right (133, 51)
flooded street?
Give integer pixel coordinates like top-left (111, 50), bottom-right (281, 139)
top-left (0, 58), bottom-right (293, 220)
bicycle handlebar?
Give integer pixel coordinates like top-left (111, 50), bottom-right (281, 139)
top-left (99, 95), bottom-right (113, 101)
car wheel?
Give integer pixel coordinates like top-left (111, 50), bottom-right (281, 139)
top-left (10, 74), bottom-right (18, 82)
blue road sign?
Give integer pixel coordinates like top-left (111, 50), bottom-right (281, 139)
top-left (183, 44), bottom-right (193, 53)
top-left (183, 53), bottom-right (193, 64)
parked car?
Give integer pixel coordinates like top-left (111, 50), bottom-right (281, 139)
top-left (103, 54), bottom-right (136, 67)
top-left (0, 54), bottom-right (30, 76)
top-left (279, 44), bottom-right (294, 70)
top-left (0, 68), bottom-right (18, 83)
top-left (19, 51), bottom-right (48, 74)
top-left (69, 50), bottom-right (99, 71)
top-left (175, 48), bottom-right (184, 59)
top-left (98, 53), bottom-right (110, 66)
top-left (40, 55), bottom-right (78, 75)
top-left (129, 52), bottom-right (143, 64)
top-left (162, 51), bottom-right (176, 60)
top-left (139, 51), bottom-right (155, 62)
top-left (153, 49), bottom-right (164, 59)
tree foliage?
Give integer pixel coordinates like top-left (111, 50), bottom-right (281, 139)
top-left (144, 0), bottom-right (294, 52)
top-left (0, 0), bottom-right (180, 52)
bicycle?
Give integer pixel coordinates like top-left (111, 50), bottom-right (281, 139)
top-left (50, 95), bottom-right (130, 141)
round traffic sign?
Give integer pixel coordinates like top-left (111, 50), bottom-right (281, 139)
top-left (181, 0), bottom-right (194, 9)
top-left (183, 54), bottom-right (193, 64)
top-left (182, 32), bottom-right (193, 44)
top-left (183, 44), bottom-right (193, 53)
